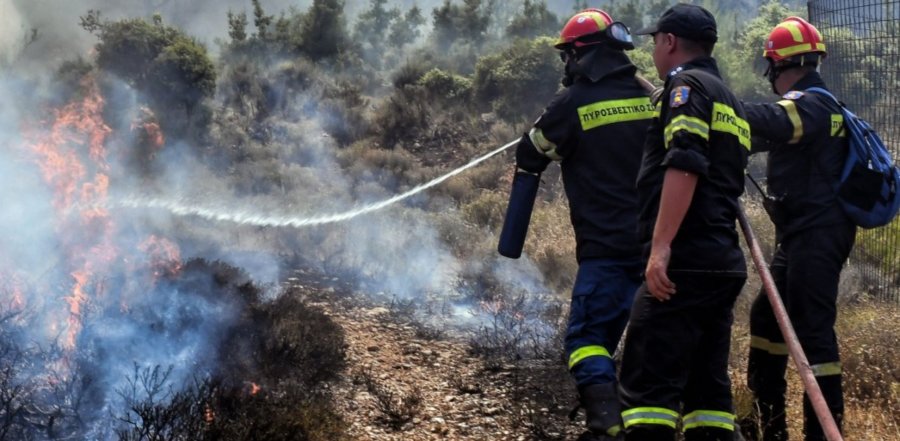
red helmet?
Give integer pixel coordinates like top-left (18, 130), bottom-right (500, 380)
top-left (555, 9), bottom-right (614, 49)
top-left (763, 17), bottom-right (826, 63)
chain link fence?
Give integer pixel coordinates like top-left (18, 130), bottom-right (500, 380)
top-left (808, 0), bottom-right (900, 301)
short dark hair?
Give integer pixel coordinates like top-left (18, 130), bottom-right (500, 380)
top-left (677, 36), bottom-right (714, 56)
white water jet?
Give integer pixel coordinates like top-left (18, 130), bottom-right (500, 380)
top-left (116, 139), bottom-right (517, 228)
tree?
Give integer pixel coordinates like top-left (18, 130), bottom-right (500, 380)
top-left (300, 0), bottom-right (348, 60)
top-left (227, 10), bottom-right (248, 43)
top-left (609, 0), bottom-right (643, 30)
top-left (720, 0), bottom-right (798, 101)
top-left (355, 0), bottom-right (400, 49)
top-left (388, 5), bottom-right (425, 49)
top-left (572, 0), bottom-right (589, 13)
top-left (82, 13), bottom-right (215, 140)
top-left (252, 0), bottom-right (274, 40)
top-left (506, 0), bottom-right (559, 40)
top-left (432, 0), bottom-right (490, 50)
top-left (353, 0), bottom-right (401, 64)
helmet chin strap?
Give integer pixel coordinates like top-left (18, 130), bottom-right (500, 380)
top-left (766, 54), bottom-right (822, 95)
top-left (765, 59), bottom-right (782, 95)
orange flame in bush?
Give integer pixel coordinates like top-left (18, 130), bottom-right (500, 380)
top-left (22, 75), bottom-right (180, 351)
top-left (138, 235), bottom-right (183, 279)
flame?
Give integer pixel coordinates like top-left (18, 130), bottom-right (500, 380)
top-left (132, 107), bottom-right (166, 155)
top-left (204, 405), bottom-right (215, 424)
top-left (65, 270), bottom-right (90, 349)
top-left (24, 76), bottom-right (117, 351)
top-left (1, 271), bottom-right (26, 311)
top-left (138, 235), bottom-right (183, 279)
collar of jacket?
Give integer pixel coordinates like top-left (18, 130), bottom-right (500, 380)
top-left (665, 55), bottom-right (720, 85)
top-left (788, 70), bottom-right (827, 93)
top-left (569, 45), bottom-right (637, 84)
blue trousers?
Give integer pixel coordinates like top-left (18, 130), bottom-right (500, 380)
top-left (565, 257), bottom-right (642, 387)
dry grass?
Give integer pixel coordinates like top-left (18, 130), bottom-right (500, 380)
top-left (731, 276), bottom-right (899, 440)
top-left (731, 197), bottom-right (899, 439)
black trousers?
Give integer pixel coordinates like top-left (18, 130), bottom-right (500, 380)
top-left (747, 223), bottom-right (856, 441)
top-left (619, 273), bottom-right (746, 441)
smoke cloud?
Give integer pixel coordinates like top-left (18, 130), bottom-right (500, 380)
top-left (0, 1), bottom-right (565, 437)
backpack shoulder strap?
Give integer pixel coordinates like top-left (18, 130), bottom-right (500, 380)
top-left (802, 87), bottom-right (846, 191)
top-left (804, 87), bottom-right (845, 111)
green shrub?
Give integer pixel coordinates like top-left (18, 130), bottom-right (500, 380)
top-left (472, 37), bottom-right (560, 120)
top-left (418, 68), bottom-right (473, 105)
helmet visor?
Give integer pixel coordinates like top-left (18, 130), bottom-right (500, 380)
top-left (753, 56), bottom-right (771, 77)
top-left (607, 22), bottom-right (635, 50)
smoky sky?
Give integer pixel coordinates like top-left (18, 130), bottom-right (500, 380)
top-left (3, 0), bottom-right (584, 68)
top-left (10, 0), bottom-right (439, 69)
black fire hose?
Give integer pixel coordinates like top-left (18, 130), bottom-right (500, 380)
top-left (736, 203), bottom-right (844, 441)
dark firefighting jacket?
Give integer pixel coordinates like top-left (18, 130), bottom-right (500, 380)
top-left (743, 72), bottom-right (852, 239)
top-left (635, 56), bottom-right (748, 274)
top-left (515, 45), bottom-right (652, 262)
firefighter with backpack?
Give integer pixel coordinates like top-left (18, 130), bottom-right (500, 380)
top-left (741, 17), bottom-right (857, 441)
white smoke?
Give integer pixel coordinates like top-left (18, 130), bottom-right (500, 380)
top-left (0, 0), bottom-right (26, 64)
top-left (0, 1), bottom-right (563, 438)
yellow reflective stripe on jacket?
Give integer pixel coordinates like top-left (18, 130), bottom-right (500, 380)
top-left (811, 361), bottom-right (842, 377)
top-left (622, 407), bottom-right (679, 429)
top-left (664, 115), bottom-right (710, 148)
top-left (831, 114), bottom-right (846, 137)
top-left (750, 336), bottom-right (789, 355)
top-left (682, 410), bottom-right (736, 431)
top-left (711, 102), bottom-right (751, 150)
top-left (528, 127), bottom-right (562, 161)
top-left (568, 345), bottom-right (611, 369)
top-left (577, 97), bottom-right (655, 131)
top-left (776, 99), bottom-right (804, 144)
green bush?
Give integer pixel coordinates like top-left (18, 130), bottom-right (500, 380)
top-left (83, 11), bottom-right (215, 141)
top-left (418, 68), bottom-right (473, 105)
top-left (472, 36), bottom-right (560, 120)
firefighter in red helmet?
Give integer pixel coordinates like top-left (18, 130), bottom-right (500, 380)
top-left (740, 16), bottom-right (856, 441)
top-left (498, 8), bottom-right (650, 441)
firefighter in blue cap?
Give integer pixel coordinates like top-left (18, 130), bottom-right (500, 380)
top-left (617, 4), bottom-right (749, 440)
top-left (497, 8), bottom-right (652, 441)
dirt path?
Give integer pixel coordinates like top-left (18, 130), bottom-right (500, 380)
top-left (322, 303), bottom-right (581, 441)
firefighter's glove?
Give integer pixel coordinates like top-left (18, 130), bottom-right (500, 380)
top-left (514, 133), bottom-right (551, 174)
top-left (762, 195), bottom-right (787, 226)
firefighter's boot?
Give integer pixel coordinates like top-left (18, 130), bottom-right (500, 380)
top-left (748, 350), bottom-right (788, 441)
top-left (802, 374), bottom-right (843, 441)
top-left (580, 383), bottom-right (624, 439)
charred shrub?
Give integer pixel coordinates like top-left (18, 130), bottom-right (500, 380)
top-left (116, 371), bottom-right (344, 441)
top-left (112, 260), bottom-right (347, 440)
top-left (467, 289), bottom-right (564, 372)
top-left (372, 84), bottom-right (429, 148)
top-left (217, 285), bottom-right (346, 390)
top-left (320, 80), bottom-right (370, 146)
top-left (356, 370), bottom-right (422, 431)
